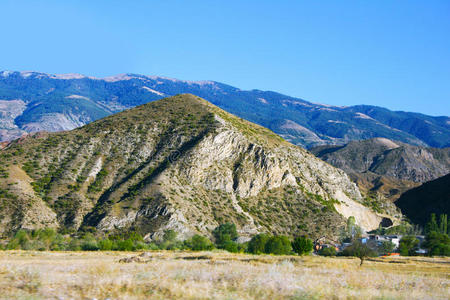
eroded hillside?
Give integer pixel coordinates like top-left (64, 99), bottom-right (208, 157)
top-left (311, 138), bottom-right (450, 203)
top-left (0, 94), bottom-right (392, 240)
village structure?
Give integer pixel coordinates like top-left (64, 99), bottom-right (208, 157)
top-left (314, 234), bottom-right (428, 255)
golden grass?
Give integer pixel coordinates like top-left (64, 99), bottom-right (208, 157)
top-left (0, 251), bottom-right (448, 299)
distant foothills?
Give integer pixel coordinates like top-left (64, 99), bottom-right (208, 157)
top-left (0, 70), bottom-right (449, 148)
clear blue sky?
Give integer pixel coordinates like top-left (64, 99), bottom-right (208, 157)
top-left (1, 0), bottom-right (449, 116)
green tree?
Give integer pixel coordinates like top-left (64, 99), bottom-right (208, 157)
top-left (212, 223), bottom-right (238, 247)
top-left (341, 216), bottom-right (362, 242)
top-left (115, 239), bottom-right (134, 251)
top-left (292, 236), bottom-right (313, 255)
top-left (399, 235), bottom-right (419, 256)
top-left (184, 235), bottom-right (214, 251)
top-left (68, 238), bottom-right (81, 251)
top-left (158, 229), bottom-right (180, 250)
top-left (439, 214), bottom-right (448, 234)
top-left (6, 230), bottom-right (31, 249)
top-left (423, 231), bottom-right (450, 256)
top-left (222, 240), bottom-right (239, 253)
top-left (425, 213), bottom-right (439, 235)
top-left (81, 239), bottom-right (99, 251)
top-left (6, 238), bottom-right (20, 250)
top-left (264, 236), bottom-right (292, 255)
top-left (347, 216), bottom-right (356, 230)
top-left (341, 241), bottom-right (376, 266)
top-left (378, 240), bottom-right (395, 256)
top-left (108, 231), bottom-right (143, 243)
top-left (49, 233), bottom-right (67, 251)
top-left (163, 229), bottom-right (177, 243)
top-left (247, 234), bottom-right (270, 254)
top-left (98, 239), bottom-right (113, 250)
top-left (318, 246), bottom-right (336, 257)
top-left (35, 228), bottom-right (58, 250)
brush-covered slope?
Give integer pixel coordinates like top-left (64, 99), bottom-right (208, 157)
top-left (1, 71), bottom-right (449, 148)
top-left (311, 138), bottom-right (450, 202)
top-left (0, 94), bottom-right (388, 240)
top-left (396, 174), bottom-right (450, 226)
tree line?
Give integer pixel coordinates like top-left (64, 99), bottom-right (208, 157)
top-left (399, 213), bottom-right (450, 256)
top-left (3, 214), bottom-right (448, 258)
top-left (0, 224), bottom-right (314, 256)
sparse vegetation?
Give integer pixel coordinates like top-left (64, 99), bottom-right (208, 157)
top-left (0, 187), bottom-right (17, 200)
top-left (362, 196), bottom-right (383, 213)
top-left (369, 222), bottom-right (422, 236)
top-left (87, 168), bottom-right (108, 193)
top-left (0, 166), bottom-right (9, 178)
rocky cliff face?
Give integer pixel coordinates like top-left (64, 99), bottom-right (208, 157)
top-left (311, 138), bottom-right (450, 202)
top-left (0, 95), bottom-right (391, 240)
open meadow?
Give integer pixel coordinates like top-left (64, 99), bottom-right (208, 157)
top-left (0, 251), bottom-right (448, 299)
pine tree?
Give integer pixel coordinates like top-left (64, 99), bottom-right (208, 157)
top-left (439, 214), bottom-right (447, 235)
top-left (347, 216), bottom-right (356, 238)
top-left (425, 213), bottom-right (439, 235)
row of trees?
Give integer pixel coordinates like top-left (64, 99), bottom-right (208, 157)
top-left (246, 234), bottom-right (313, 255)
top-left (213, 223), bottom-right (314, 255)
top-left (399, 213), bottom-right (450, 256)
top-left (1, 224), bottom-right (315, 256)
top-left (3, 229), bottom-right (155, 251)
top-left (1, 228), bottom-right (221, 252)
top-left (5, 215), bottom-right (447, 257)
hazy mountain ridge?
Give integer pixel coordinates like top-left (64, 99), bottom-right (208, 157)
top-left (0, 94), bottom-right (391, 240)
top-left (1, 71), bottom-right (449, 148)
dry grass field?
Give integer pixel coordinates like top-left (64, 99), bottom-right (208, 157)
top-left (0, 251), bottom-right (449, 300)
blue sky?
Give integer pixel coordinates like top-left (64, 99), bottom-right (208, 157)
top-left (0, 1), bottom-right (449, 116)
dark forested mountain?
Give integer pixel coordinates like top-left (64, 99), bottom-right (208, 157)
top-left (310, 138), bottom-right (450, 201)
top-left (396, 174), bottom-right (450, 226)
top-left (1, 71), bottom-right (449, 148)
top-left (0, 94), bottom-right (388, 239)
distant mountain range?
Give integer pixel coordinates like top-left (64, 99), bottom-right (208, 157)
top-left (1, 71), bottom-right (449, 148)
top-left (311, 138), bottom-right (450, 202)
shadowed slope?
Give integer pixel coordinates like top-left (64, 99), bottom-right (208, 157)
top-left (396, 174), bottom-right (450, 226)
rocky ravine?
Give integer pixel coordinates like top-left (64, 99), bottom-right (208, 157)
top-left (311, 138), bottom-right (450, 203)
top-left (0, 94), bottom-right (393, 240)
